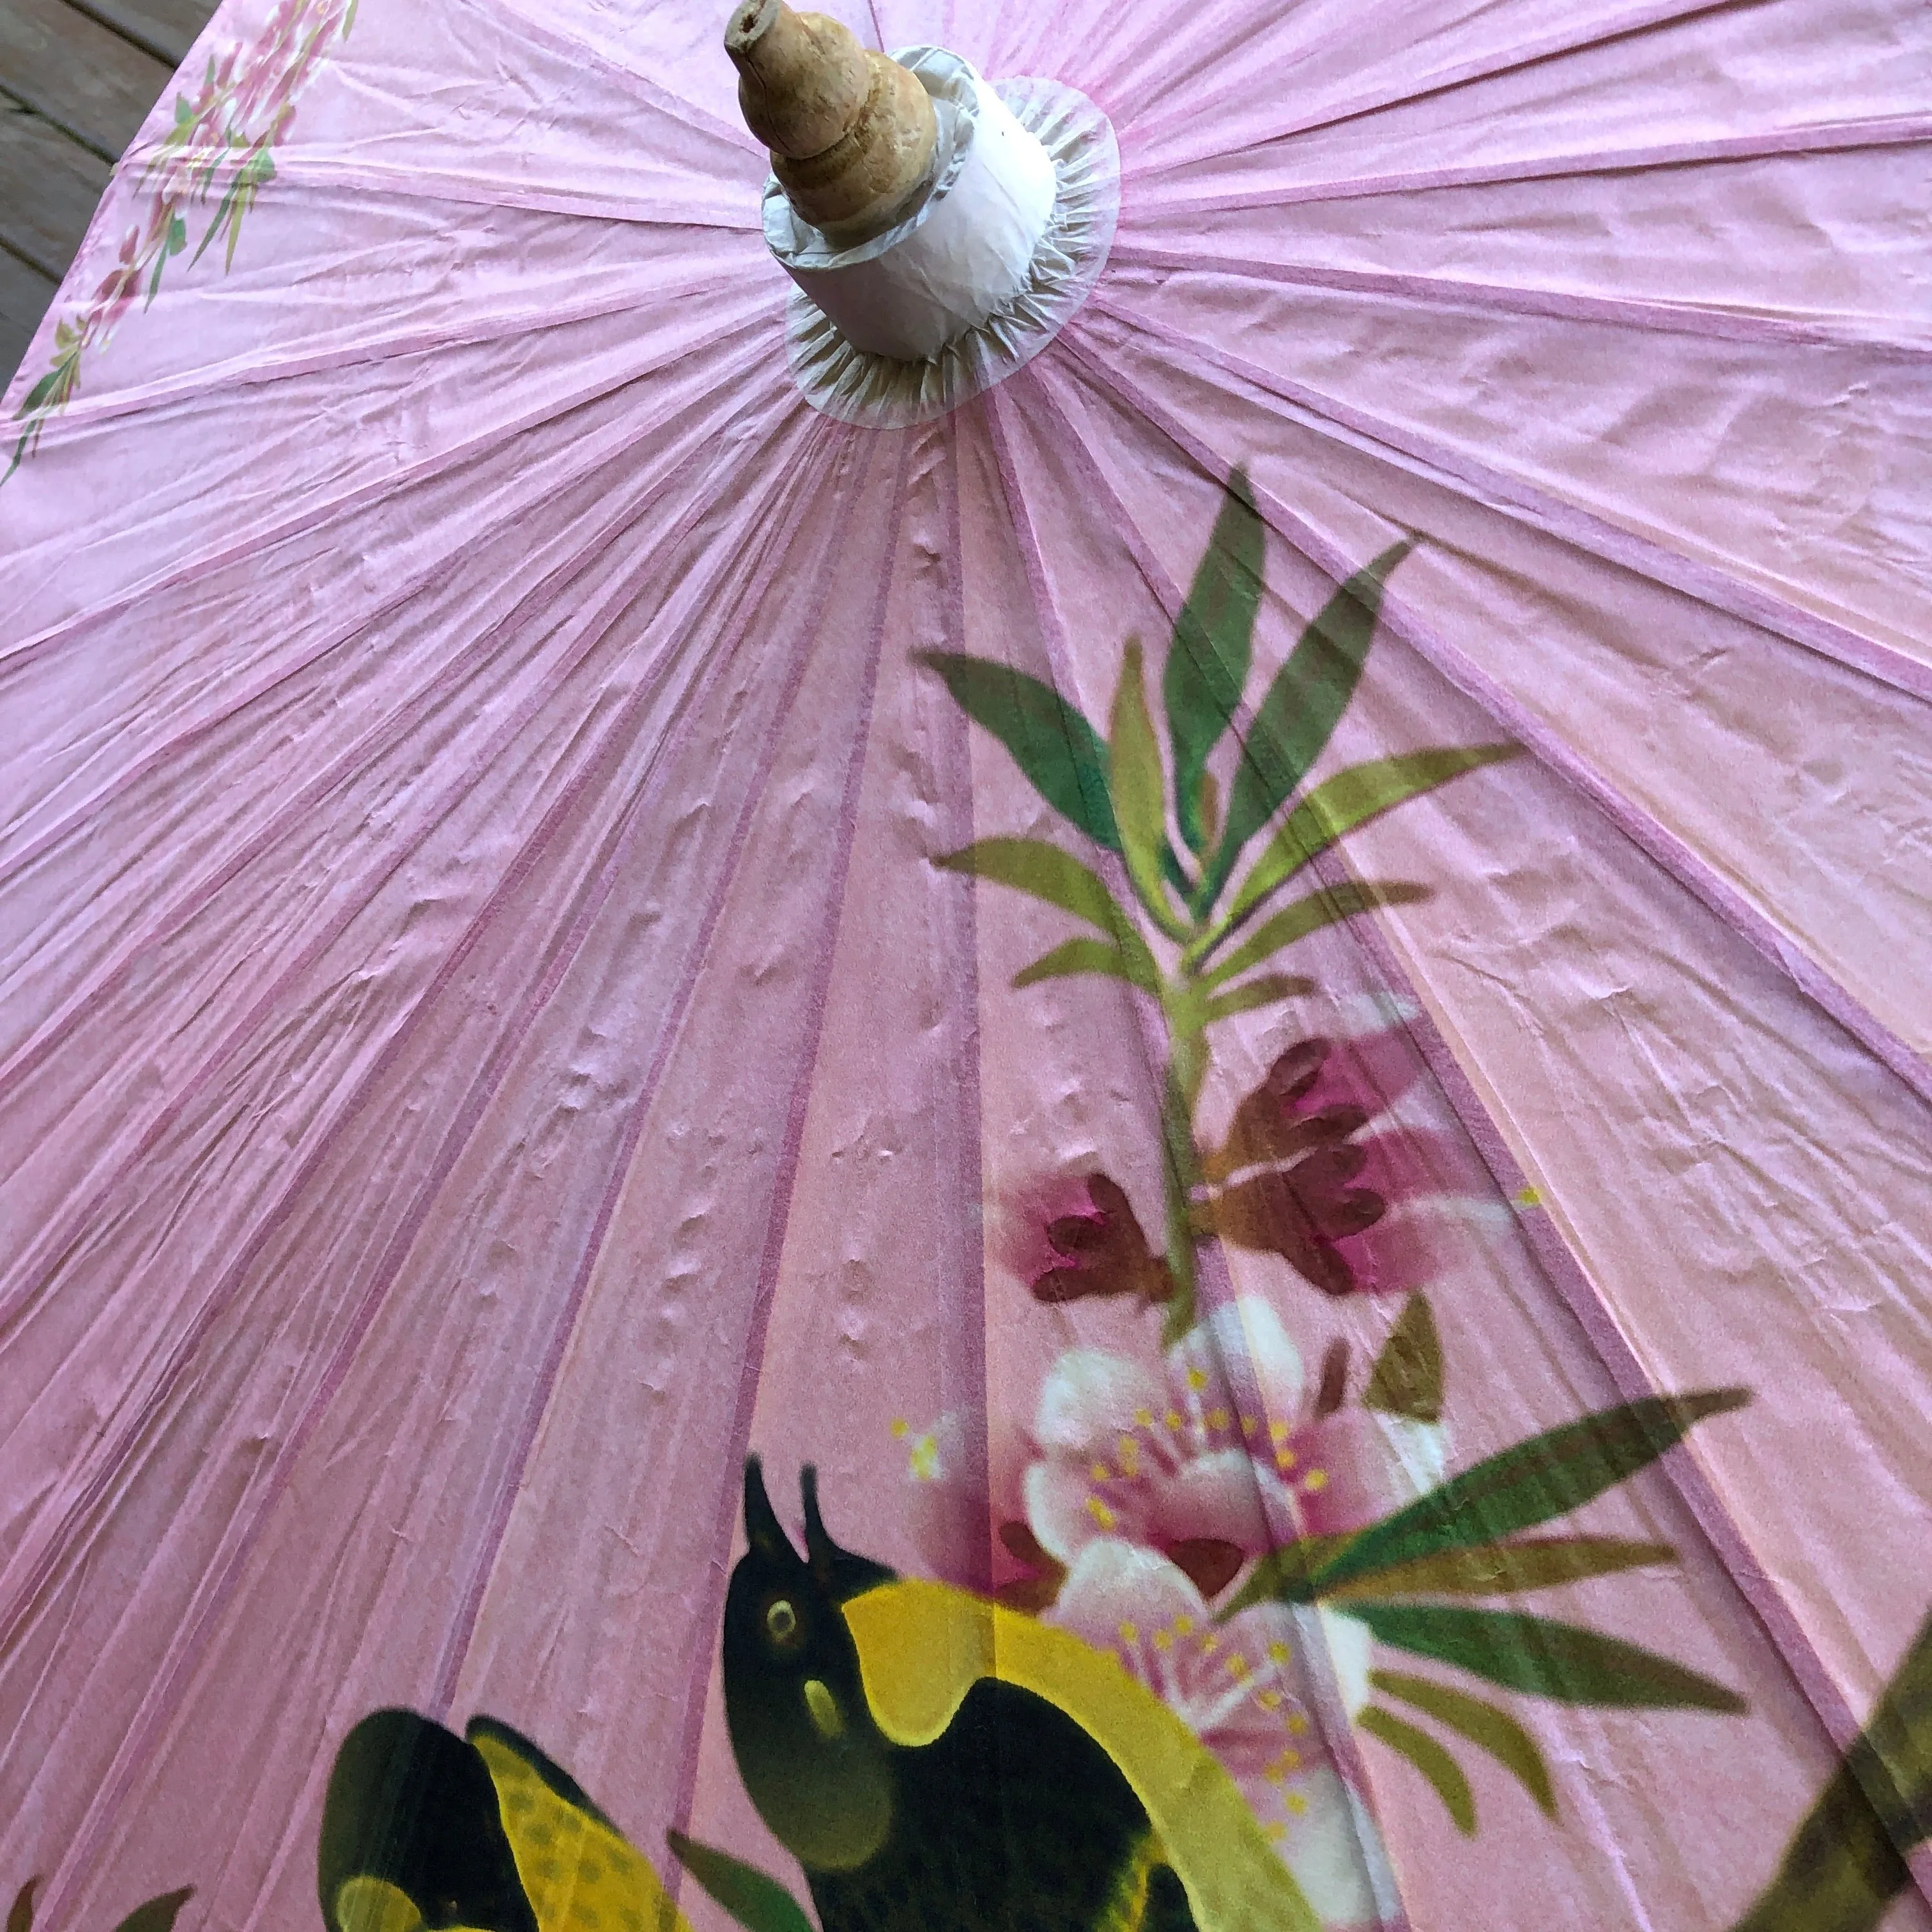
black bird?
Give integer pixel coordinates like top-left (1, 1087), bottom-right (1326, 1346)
top-left (719, 1458), bottom-right (1202, 1932)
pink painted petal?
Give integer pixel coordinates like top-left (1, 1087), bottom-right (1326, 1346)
top-left (1024, 1455), bottom-right (1154, 1564)
top-left (1271, 1768), bottom-right (1397, 1930)
top-left (1034, 1347), bottom-right (1165, 1455)
top-left (1294, 1411), bottom-right (1447, 1539)
top-left (1152, 1446), bottom-right (1297, 1554)
top-left (1169, 1294), bottom-right (1305, 1422)
top-left (1050, 1538), bottom-right (1205, 1652)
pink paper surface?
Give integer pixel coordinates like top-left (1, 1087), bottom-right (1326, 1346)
top-left (1, 2), bottom-right (1928, 1929)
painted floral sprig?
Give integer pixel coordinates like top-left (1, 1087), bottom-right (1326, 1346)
top-left (926, 477), bottom-right (1752, 1844)
top-left (922, 475), bottom-right (1514, 1340)
top-left (4, 0), bottom-right (356, 477)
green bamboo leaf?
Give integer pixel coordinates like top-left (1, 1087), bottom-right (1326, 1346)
top-left (1109, 640), bottom-right (1184, 936)
top-left (1219, 745), bottom-right (1520, 939)
top-left (1013, 935), bottom-right (1162, 997)
top-left (918, 652), bottom-right (1119, 850)
top-left (933, 839), bottom-right (1135, 937)
top-left (111, 1891), bottom-right (194, 1932)
top-left (1311, 1388), bottom-right (1748, 1592)
top-left (1358, 1706), bottom-right (1476, 1834)
top-left (669, 1832), bottom-right (816, 1932)
top-left (1193, 538), bottom-right (1417, 914)
top-left (1219, 1534), bottom-right (1358, 1614)
top-left (1322, 1536), bottom-right (1678, 1602)
top-left (1199, 973), bottom-right (1317, 1024)
top-left (1371, 1669), bottom-right (1556, 1816)
top-left (1362, 1292), bottom-right (1443, 1422)
top-left (1196, 881), bottom-right (1431, 989)
top-left (1732, 1610), bottom-right (1932, 1932)
top-left (1350, 1604), bottom-right (1747, 1712)
top-left (1165, 471), bottom-right (1263, 855)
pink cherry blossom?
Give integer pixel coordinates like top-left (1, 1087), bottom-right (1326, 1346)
top-left (1022, 1296), bottom-right (1438, 1575)
top-left (1050, 1540), bottom-right (1397, 1929)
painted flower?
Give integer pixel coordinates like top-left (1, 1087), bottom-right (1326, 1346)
top-left (1050, 1540), bottom-right (1396, 1929)
top-left (1003, 1171), bottom-right (1174, 1307)
top-left (1204, 1009), bottom-right (1512, 1298)
top-left (1023, 1297), bottom-right (1441, 1590)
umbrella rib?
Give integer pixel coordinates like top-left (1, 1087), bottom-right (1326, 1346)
top-left (0, 321), bottom-right (783, 893)
top-left (0, 400), bottom-right (822, 1597)
top-left (423, 425), bottom-right (868, 1714)
top-left (1291, 834), bottom-right (1903, 1861)
top-left (666, 431), bottom-right (911, 1864)
top-left (1078, 0), bottom-right (1737, 151)
top-left (1123, 115), bottom-right (1932, 211)
top-left (1073, 293), bottom-right (1932, 703)
top-left (0, 376), bottom-right (804, 1202)
top-left (1, 302), bottom-right (783, 671)
top-left (1054, 318), bottom-right (1932, 1112)
top-left (989, 360), bottom-right (1418, 1919)
top-left (8, 418), bottom-right (849, 1926)
top-left (1103, 243), bottom-right (1930, 357)
top-left (464, 0), bottom-right (760, 155)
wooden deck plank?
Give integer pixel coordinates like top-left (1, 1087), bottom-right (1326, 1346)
top-left (0, 243), bottom-right (59, 391)
top-left (0, 100), bottom-right (112, 278)
top-left (57, 0), bottom-right (217, 70)
top-left (0, 0), bottom-right (175, 158)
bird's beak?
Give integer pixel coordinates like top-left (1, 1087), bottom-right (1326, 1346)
top-left (743, 1456), bottom-right (799, 1563)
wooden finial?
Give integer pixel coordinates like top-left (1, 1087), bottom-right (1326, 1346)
top-left (724, 1), bottom-right (939, 243)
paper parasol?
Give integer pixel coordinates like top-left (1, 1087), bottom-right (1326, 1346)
top-left (1, 1), bottom-right (1928, 1928)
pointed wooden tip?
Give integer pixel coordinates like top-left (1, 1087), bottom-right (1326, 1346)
top-left (724, 2), bottom-right (937, 243)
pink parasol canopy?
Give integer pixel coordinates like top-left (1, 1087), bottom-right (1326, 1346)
top-left (1, 1), bottom-right (1929, 1929)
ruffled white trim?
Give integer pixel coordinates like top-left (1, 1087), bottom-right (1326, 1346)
top-left (783, 73), bottom-right (1119, 429)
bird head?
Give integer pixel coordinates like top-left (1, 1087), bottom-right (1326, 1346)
top-left (721, 1458), bottom-right (898, 1873)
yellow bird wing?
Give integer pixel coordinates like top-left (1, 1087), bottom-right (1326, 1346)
top-left (840, 1578), bottom-right (1321, 1932)
top-left (470, 1728), bottom-right (693, 1932)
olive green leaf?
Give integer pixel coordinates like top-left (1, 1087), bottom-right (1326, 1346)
top-left (1362, 1292), bottom-right (1443, 1422)
top-left (1109, 641), bottom-right (1186, 937)
top-left (1321, 1535), bottom-right (1678, 1603)
top-left (669, 1831), bottom-right (817, 1932)
top-left (111, 1892), bottom-right (194, 1932)
top-left (1193, 881), bottom-right (1432, 988)
top-left (1370, 1669), bottom-right (1556, 1816)
top-left (1308, 1387), bottom-right (1749, 1593)
top-left (934, 839), bottom-right (1135, 936)
top-left (1358, 1706), bottom-right (1476, 1835)
top-left (8, 1880), bottom-right (36, 1932)
top-left (1165, 472), bottom-right (1264, 856)
top-left (1193, 537), bottom-right (1417, 914)
top-left (1348, 1604), bottom-right (1746, 1712)
top-left (1197, 974), bottom-right (1318, 1025)
top-left (1213, 745), bottom-right (1521, 948)
top-left (918, 653), bottom-right (1120, 851)
top-left (1731, 1609), bottom-right (1932, 1932)
top-left (1014, 935), bottom-right (1162, 997)
top-left (1220, 1534), bottom-right (1359, 1613)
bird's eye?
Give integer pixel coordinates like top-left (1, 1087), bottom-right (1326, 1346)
top-left (765, 1597), bottom-right (800, 1644)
